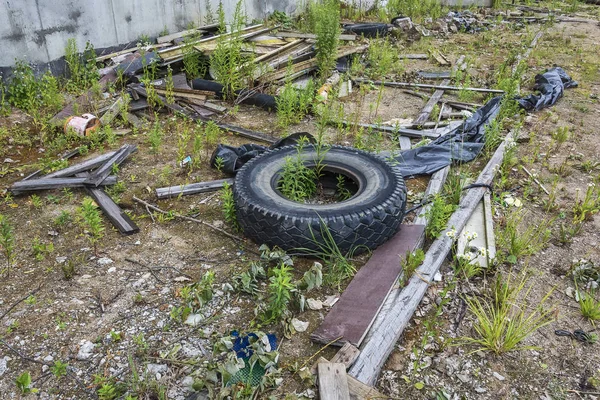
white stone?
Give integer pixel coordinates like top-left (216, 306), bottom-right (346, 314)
top-left (291, 318), bottom-right (309, 332)
top-left (185, 314), bottom-right (203, 326)
top-left (107, 266), bottom-right (116, 273)
top-left (493, 371), bottom-right (506, 381)
top-left (98, 257), bottom-right (113, 266)
top-left (306, 298), bottom-right (323, 310)
top-left (77, 340), bottom-right (95, 361)
top-left (0, 356), bottom-right (9, 377)
top-left (146, 363), bottom-right (168, 379)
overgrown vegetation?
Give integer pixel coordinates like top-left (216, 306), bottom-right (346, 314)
top-left (78, 197), bottom-right (105, 256)
top-left (311, 0), bottom-right (341, 80)
top-left (278, 140), bottom-right (317, 202)
top-left (210, 0), bottom-right (253, 99)
top-left (64, 38), bottom-right (99, 93)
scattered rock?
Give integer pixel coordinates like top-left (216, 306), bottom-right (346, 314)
top-left (97, 257), bottom-right (113, 266)
top-left (457, 373), bottom-right (470, 383)
top-left (0, 356), bottom-right (9, 377)
top-left (107, 266), bottom-right (116, 273)
top-left (306, 298), bottom-right (323, 310)
top-left (475, 387), bottom-right (487, 393)
top-left (146, 363), bottom-right (168, 379)
top-left (185, 314), bottom-right (203, 326)
top-left (77, 340), bottom-right (95, 361)
top-left (55, 256), bottom-right (67, 264)
top-left (43, 355), bottom-right (54, 362)
top-left (433, 272), bottom-right (443, 282)
top-left (493, 371), bottom-right (506, 381)
top-left (291, 318), bottom-right (309, 333)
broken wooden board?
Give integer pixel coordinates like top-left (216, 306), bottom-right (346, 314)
top-left (100, 96), bottom-right (125, 125)
top-left (10, 176), bottom-right (117, 194)
top-left (84, 186), bottom-right (140, 235)
top-left (456, 192), bottom-right (496, 268)
top-left (318, 363), bottom-right (350, 400)
top-left (155, 178), bottom-right (234, 199)
top-left (276, 31), bottom-right (356, 41)
top-left (84, 145), bottom-right (137, 187)
top-left (313, 357), bottom-right (386, 400)
top-left (157, 24), bottom-right (265, 61)
top-left (42, 151), bottom-right (118, 180)
top-left (311, 224), bottom-right (425, 346)
top-left (156, 23), bottom-right (219, 44)
top-left (399, 136), bottom-right (412, 151)
top-left (338, 122), bottom-right (440, 139)
top-left (217, 123), bottom-right (278, 144)
top-left (413, 167), bottom-right (450, 226)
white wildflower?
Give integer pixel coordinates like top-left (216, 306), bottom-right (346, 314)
top-left (446, 228), bottom-right (457, 238)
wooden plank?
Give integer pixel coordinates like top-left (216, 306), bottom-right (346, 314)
top-left (310, 225), bottom-right (425, 346)
top-left (95, 43), bottom-right (171, 63)
top-left (276, 31), bottom-right (356, 41)
top-left (42, 151), bottom-right (118, 179)
top-left (84, 145), bottom-right (136, 187)
top-left (124, 112), bottom-right (144, 129)
top-left (157, 24), bottom-right (265, 60)
top-left (318, 363), bottom-right (350, 400)
top-left (259, 46), bottom-right (367, 84)
top-left (399, 137), bottom-right (411, 151)
top-left (354, 79), bottom-right (503, 94)
top-left (339, 122), bottom-right (440, 139)
top-left (483, 193), bottom-right (497, 262)
top-left (10, 176), bottom-right (117, 194)
top-left (412, 168), bottom-right (450, 227)
top-left (418, 71), bottom-right (452, 79)
top-left (156, 23), bottom-right (219, 44)
top-left (456, 199), bottom-right (490, 269)
top-left (313, 357), bottom-right (386, 399)
top-left (412, 55), bottom-right (465, 126)
top-left (217, 123), bottom-right (278, 144)
top-left (252, 39), bottom-right (304, 64)
top-left (100, 96), bottom-right (125, 125)
top-left (331, 343), bottom-right (360, 368)
top-left (84, 186), bottom-right (140, 235)
top-left (155, 178), bottom-right (234, 199)
top-left (349, 131), bottom-right (517, 385)
top-left (201, 101), bottom-right (227, 113)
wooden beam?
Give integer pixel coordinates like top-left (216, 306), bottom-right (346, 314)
top-left (84, 186), bottom-right (140, 235)
top-left (156, 23), bottom-right (219, 44)
top-left (157, 24), bottom-right (265, 60)
top-left (412, 55), bottom-right (465, 126)
top-left (10, 176), bottom-right (117, 194)
top-left (399, 137), bottom-right (411, 150)
top-left (314, 357), bottom-right (386, 400)
top-left (331, 343), bottom-right (361, 368)
top-left (155, 178), bottom-right (234, 199)
top-left (84, 145), bottom-right (137, 187)
top-left (100, 96), bottom-right (125, 126)
top-left (42, 151), bottom-right (118, 179)
top-left (413, 167), bottom-right (450, 226)
top-left (276, 31), bottom-right (356, 41)
top-left (216, 123), bottom-right (278, 144)
top-left (318, 363), bottom-right (350, 400)
top-left (349, 130), bottom-right (517, 385)
top-left (338, 122), bottom-right (441, 139)
top-left (95, 43), bottom-right (171, 63)
top-left (354, 78), bottom-right (504, 94)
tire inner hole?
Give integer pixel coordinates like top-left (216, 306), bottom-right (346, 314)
top-left (275, 165), bottom-right (360, 204)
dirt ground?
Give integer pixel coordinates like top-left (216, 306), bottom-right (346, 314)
top-left (1, 4), bottom-right (600, 400)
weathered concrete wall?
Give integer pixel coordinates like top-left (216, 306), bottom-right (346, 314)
top-left (0, 0), bottom-right (297, 68)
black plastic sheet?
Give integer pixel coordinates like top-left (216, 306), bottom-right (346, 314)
top-left (395, 67), bottom-right (577, 177)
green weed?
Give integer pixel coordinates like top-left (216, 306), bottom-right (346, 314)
top-left (221, 181), bottom-right (239, 231)
top-left (79, 197), bottom-right (105, 256)
top-left (460, 271), bottom-right (555, 354)
top-left (424, 195), bottom-right (456, 241)
top-left (0, 214), bottom-right (16, 275)
top-left (399, 249), bottom-right (425, 287)
top-left (367, 38), bottom-right (397, 79)
top-left (31, 238), bottom-right (54, 261)
top-left (64, 38), bottom-right (99, 93)
top-left (573, 183), bottom-right (599, 223)
top-left (313, 0), bottom-right (340, 80)
top-left (497, 210), bottom-right (552, 264)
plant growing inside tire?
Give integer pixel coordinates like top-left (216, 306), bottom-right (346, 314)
top-left (233, 145), bottom-right (407, 253)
